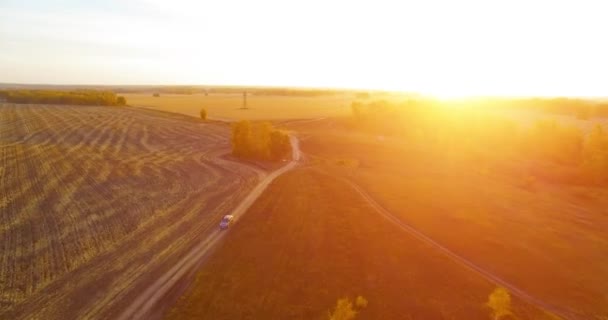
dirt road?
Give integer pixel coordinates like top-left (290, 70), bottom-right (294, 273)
top-left (117, 135), bottom-right (301, 320)
top-left (0, 104), bottom-right (262, 320)
top-left (342, 178), bottom-right (582, 320)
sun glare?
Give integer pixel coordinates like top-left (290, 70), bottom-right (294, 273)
top-left (1, 0), bottom-right (606, 96)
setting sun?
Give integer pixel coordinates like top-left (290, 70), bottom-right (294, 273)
top-left (1, 1), bottom-right (608, 320)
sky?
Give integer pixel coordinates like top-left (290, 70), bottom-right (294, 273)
top-left (0, 0), bottom-right (607, 97)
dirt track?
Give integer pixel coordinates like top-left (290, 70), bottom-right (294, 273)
top-left (340, 177), bottom-right (583, 320)
top-left (117, 135), bottom-right (301, 320)
top-left (0, 103), bottom-right (261, 319)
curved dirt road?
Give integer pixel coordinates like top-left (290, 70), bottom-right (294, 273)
top-left (341, 178), bottom-right (582, 320)
top-left (117, 136), bottom-right (301, 320)
top-left (0, 104), bottom-right (264, 320)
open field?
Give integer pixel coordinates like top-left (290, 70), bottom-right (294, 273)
top-left (0, 103), bottom-right (261, 319)
top-left (167, 111), bottom-right (608, 319)
top-left (286, 118), bottom-right (608, 319)
top-left (125, 92), bottom-right (608, 132)
top-left (167, 167), bottom-right (555, 320)
top-left (124, 93), bottom-right (355, 121)
top-left (117, 136), bottom-right (300, 320)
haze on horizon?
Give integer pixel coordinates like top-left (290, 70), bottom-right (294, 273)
top-left (1, 0), bottom-right (606, 97)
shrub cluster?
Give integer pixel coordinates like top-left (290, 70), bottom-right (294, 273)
top-left (231, 121), bottom-right (291, 161)
top-left (0, 90), bottom-right (127, 106)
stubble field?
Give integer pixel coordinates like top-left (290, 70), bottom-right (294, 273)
top-left (0, 103), bottom-right (260, 319)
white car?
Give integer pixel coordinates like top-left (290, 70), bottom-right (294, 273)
top-left (219, 215), bottom-right (235, 230)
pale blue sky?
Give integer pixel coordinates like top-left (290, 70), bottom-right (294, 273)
top-left (1, 0), bottom-right (607, 96)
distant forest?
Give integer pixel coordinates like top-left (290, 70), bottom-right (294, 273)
top-left (0, 90), bottom-right (126, 106)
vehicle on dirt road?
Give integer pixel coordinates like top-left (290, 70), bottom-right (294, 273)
top-left (219, 215), bottom-right (235, 230)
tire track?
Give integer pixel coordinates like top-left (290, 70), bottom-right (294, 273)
top-left (116, 135), bottom-right (301, 320)
top-left (338, 176), bottom-right (583, 320)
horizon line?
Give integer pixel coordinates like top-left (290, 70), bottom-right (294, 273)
top-left (1, 82), bottom-right (607, 100)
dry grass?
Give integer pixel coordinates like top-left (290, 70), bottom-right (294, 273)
top-left (0, 103), bottom-right (260, 319)
top-left (288, 118), bottom-right (608, 319)
top-left (124, 93), bottom-right (355, 121)
top-left (166, 168), bottom-right (555, 320)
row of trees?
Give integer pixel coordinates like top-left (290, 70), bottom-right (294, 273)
top-left (0, 90), bottom-right (127, 106)
top-left (252, 88), bottom-right (340, 97)
top-left (231, 121), bottom-right (292, 161)
top-left (432, 97), bottom-right (608, 118)
top-left (351, 99), bottom-right (608, 185)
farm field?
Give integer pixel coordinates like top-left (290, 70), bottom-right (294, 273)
top-left (162, 101), bottom-right (608, 320)
top-left (286, 118), bottom-right (608, 319)
top-left (166, 167), bottom-right (555, 320)
top-left (125, 92), bottom-right (608, 132)
top-left (0, 103), bottom-right (261, 319)
top-left (124, 93), bottom-right (355, 121)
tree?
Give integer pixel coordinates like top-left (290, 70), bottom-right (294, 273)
top-left (328, 298), bottom-right (357, 320)
top-left (327, 296), bottom-right (367, 320)
top-left (351, 102), bottom-right (363, 122)
top-left (486, 287), bottom-right (512, 320)
top-left (200, 108), bottom-right (207, 120)
top-left (269, 130), bottom-right (291, 160)
top-left (354, 296), bottom-right (368, 309)
top-left (231, 120), bottom-right (252, 157)
top-left (2, 89), bottom-right (126, 106)
top-left (585, 124), bottom-right (607, 154)
top-left (231, 120), bottom-right (292, 161)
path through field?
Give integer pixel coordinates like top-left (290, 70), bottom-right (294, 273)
top-left (340, 177), bottom-right (583, 320)
top-left (0, 103), bottom-right (260, 319)
top-left (117, 135), bottom-right (301, 320)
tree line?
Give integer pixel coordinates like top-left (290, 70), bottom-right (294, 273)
top-left (231, 121), bottom-right (292, 161)
top-left (351, 99), bottom-right (608, 185)
top-left (0, 90), bottom-right (127, 106)
top-left (440, 97), bottom-right (608, 118)
top-left (252, 88), bottom-right (341, 97)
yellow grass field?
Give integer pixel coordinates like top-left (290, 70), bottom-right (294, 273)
top-left (124, 93), bottom-right (355, 121)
